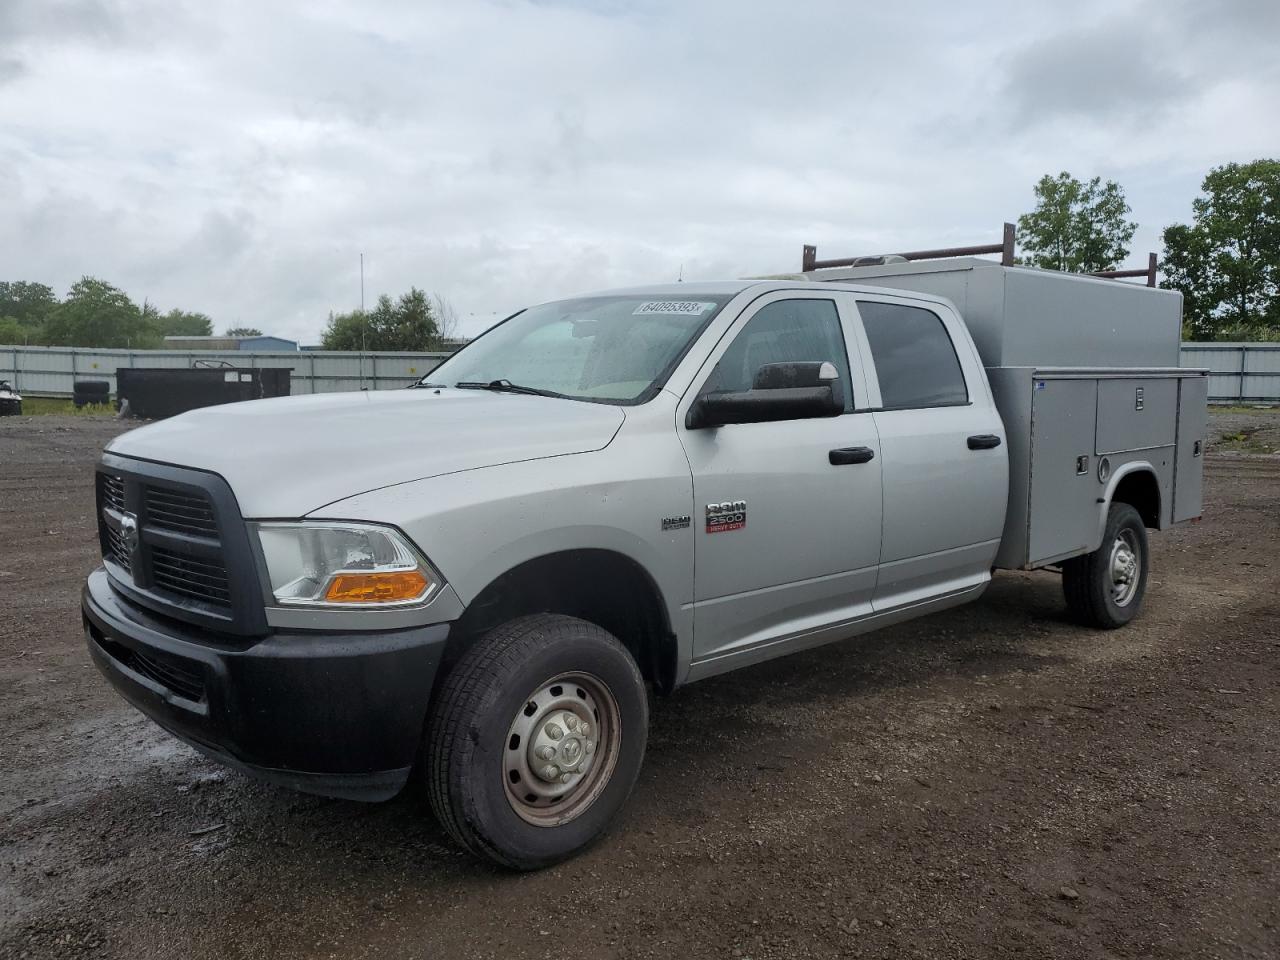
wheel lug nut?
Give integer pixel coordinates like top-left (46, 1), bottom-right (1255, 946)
top-left (564, 714), bottom-right (579, 731)
top-left (545, 723), bottom-right (563, 741)
top-left (541, 764), bottom-right (560, 780)
top-left (559, 773), bottom-right (572, 784)
top-left (579, 723), bottom-right (590, 737)
top-left (585, 740), bottom-right (595, 754)
top-left (536, 745), bottom-right (555, 761)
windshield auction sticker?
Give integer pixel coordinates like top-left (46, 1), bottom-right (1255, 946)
top-left (633, 301), bottom-right (715, 316)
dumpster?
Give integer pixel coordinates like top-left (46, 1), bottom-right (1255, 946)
top-left (116, 366), bottom-right (292, 419)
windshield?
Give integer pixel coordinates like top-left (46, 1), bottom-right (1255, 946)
top-left (424, 294), bottom-right (735, 404)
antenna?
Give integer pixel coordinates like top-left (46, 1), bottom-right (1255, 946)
top-left (360, 253), bottom-right (367, 389)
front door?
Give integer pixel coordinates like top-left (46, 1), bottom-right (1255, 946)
top-left (677, 291), bottom-right (884, 663)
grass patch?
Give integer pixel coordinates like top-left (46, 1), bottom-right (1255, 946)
top-left (18, 396), bottom-right (116, 416)
top-left (1216, 426), bottom-right (1277, 454)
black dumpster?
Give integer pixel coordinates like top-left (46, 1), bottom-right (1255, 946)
top-left (116, 367), bottom-right (292, 419)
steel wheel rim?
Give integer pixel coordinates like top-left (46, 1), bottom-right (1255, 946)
top-left (503, 671), bottom-right (621, 827)
top-left (1108, 529), bottom-right (1141, 607)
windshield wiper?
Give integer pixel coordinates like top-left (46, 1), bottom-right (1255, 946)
top-left (453, 379), bottom-right (569, 399)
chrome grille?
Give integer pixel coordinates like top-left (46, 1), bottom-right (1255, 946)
top-left (106, 524), bottom-right (133, 574)
top-left (150, 546), bottom-right (232, 607)
top-left (101, 473), bottom-right (126, 512)
top-left (144, 487), bottom-right (218, 537)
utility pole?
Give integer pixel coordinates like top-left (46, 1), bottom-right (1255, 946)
top-left (360, 253), bottom-right (366, 389)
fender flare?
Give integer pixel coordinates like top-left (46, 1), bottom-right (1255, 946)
top-left (1090, 460), bottom-right (1160, 553)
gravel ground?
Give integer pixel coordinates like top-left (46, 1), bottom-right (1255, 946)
top-left (1, 411), bottom-right (1278, 960)
top-left (1207, 407), bottom-right (1280, 455)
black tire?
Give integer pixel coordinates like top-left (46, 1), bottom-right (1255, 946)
top-left (73, 383), bottom-right (111, 408)
top-left (425, 614), bottom-right (648, 870)
top-left (1062, 502), bottom-right (1149, 629)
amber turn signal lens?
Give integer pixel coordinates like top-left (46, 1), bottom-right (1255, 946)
top-left (323, 570), bottom-right (430, 604)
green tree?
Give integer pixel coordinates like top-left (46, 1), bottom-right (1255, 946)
top-left (0, 316), bottom-right (34, 345)
top-left (155, 309), bottom-right (214, 338)
top-left (0, 281), bottom-right (57, 326)
top-left (0, 281), bottom-right (57, 343)
top-left (321, 287), bottom-right (440, 351)
top-left (225, 326), bottom-right (264, 337)
top-left (1162, 160), bottom-right (1280, 340)
top-left (43, 277), bottom-right (158, 348)
top-left (1017, 172), bottom-right (1138, 273)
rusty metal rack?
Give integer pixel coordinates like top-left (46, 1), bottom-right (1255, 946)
top-left (1093, 253), bottom-right (1159, 287)
top-left (801, 223), bottom-right (1158, 287)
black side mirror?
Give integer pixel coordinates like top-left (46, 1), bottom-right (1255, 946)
top-left (686, 361), bottom-right (843, 429)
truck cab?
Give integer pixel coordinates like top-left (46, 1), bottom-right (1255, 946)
top-left (83, 268), bottom-right (1205, 870)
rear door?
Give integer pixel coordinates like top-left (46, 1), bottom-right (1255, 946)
top-left (677, 290), bottom-right (883, 663)
top-left (850, 296), bottom-right (1008, 610)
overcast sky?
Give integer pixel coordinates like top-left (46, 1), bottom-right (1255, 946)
top-left (2, 0), bottom-right (1277, 342)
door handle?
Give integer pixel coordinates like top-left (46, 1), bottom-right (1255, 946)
top-left (829, 446), bottom-right (875, 465)
top-left (967, 434), bottom-right (1002, 450)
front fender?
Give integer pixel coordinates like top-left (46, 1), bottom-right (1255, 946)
top-left (307, 436), bottom-right (698, 676)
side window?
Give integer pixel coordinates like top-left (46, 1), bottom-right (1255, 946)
top-left (858, 301), bottom-right (968, 410)
top-left (701, 299), bottom-right (854, 412)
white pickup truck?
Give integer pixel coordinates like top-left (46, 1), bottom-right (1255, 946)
top-left (83, 254), bottom-right (1207, 869)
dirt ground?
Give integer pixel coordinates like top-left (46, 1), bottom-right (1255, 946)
top-left (2, 411), bottom-right (1278, 960)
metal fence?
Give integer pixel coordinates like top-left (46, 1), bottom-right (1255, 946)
top-left (4, 342), bottom-right (1279, 403)
top-left (1178, 343), bottom-right (1280, 404)
top-left (1, 345), bottom-right (452, 397)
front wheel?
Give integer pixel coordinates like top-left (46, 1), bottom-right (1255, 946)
top-left (1062, 502), bottom-right (1149, 629)
top-left (425, 614), bottom-right (648, 870)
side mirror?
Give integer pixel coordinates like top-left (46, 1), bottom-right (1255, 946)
top-left (686, 361), bottom-right (844, 429)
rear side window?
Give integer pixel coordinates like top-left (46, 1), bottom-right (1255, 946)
top-left (858, 301), bottom-right (968, 410)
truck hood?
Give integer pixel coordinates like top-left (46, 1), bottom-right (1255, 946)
top-left (106, 389), bottom-right (625, 516)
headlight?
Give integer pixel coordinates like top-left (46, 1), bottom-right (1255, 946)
top-left (252, 522), bottom-right (441, 607)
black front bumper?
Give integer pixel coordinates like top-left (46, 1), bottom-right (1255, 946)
top-left (83, 568), bottom-right (450, 801)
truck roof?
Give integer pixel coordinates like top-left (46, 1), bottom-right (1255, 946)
top-left (571, 278), bottom-right (956, 305)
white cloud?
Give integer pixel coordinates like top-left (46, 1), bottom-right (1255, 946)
top-left (1, 0), bottom-right (1276, 341)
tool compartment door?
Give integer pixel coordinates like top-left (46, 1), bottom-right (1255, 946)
top-left (1173, 376), bottom-right (1208, 522)
top-left (1028, 377), bottom-right (1099, 565)
top-left (1095, 378), bottom-right (1177, 454)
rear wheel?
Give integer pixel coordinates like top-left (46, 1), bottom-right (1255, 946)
top-left (1062, 502), bottom-right (1149, 628)
top-left (425, 614), bottom-right (648, 870)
